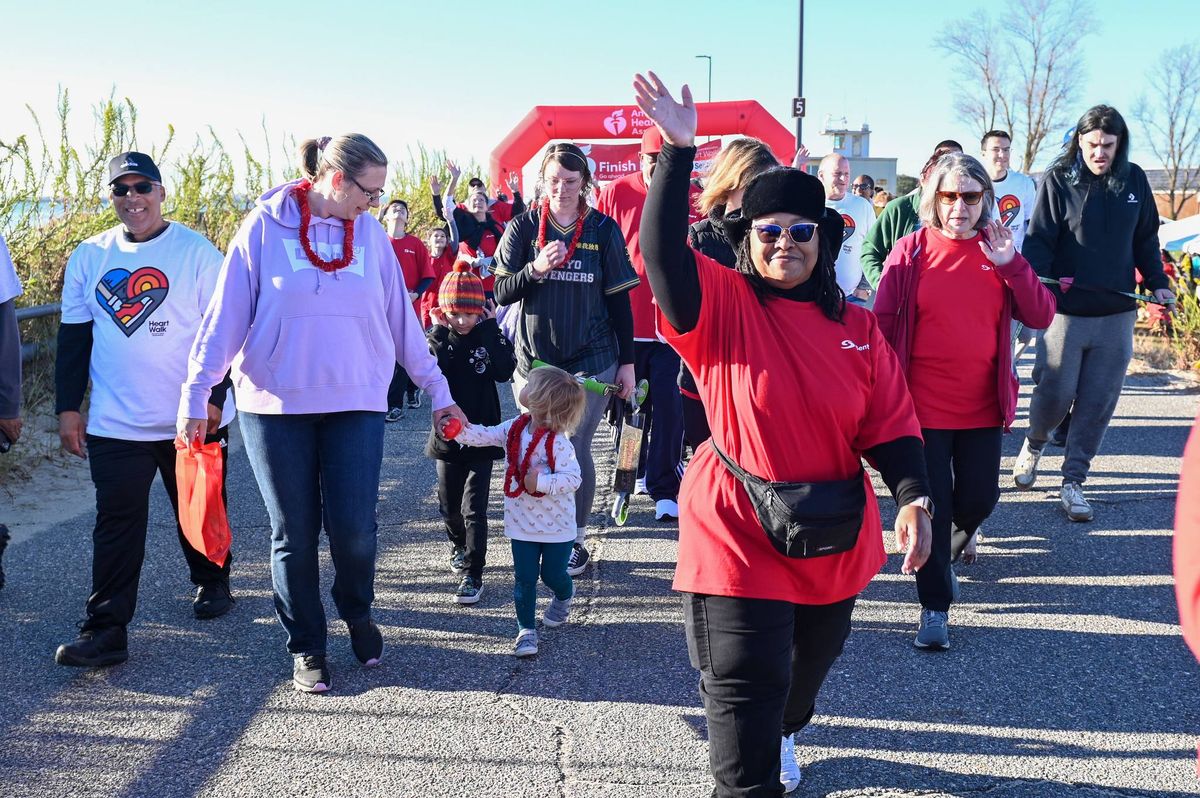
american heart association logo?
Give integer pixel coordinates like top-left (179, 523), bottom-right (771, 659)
top-left (95, 267), bottom-right (170, 337)
top-left (840, 213), bottom-right (855, 244)
top-left (998, 194), bottom-right (1021, 227)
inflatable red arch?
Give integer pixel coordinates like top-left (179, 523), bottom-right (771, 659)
top-left (490, 101), bottom-right (796, 192)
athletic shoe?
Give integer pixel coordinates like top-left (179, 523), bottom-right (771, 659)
top-left (1060, 481), bottom-right (1093, 522)
top-left (914, 609), bottom-right (950, 651)
top-left (514, 629), bottom-right (538, 657)
top-left (1012, 439), bottom-right (1042, 490)
top-left (450, 546), bottom-right (468, 574)
top-left (293, 654), bottom-right (331, 693)
top-left (634, 477), bottom-right (648, 496)
top-left (347, 618), bottom-right (383, 667)
top-left (543, 596), bottom-right (572, 627)
top-left (55, 626), bottom-right (129, 667)
top-left (655, 499), bottom-right (680, 521)
top-left (193, 581), bottom-right (234, 619)
top-left (780, 733), bottom-right (802, 793)
top-left (0, 523), bottom-right (9, 590)
top-left (385, 407), bottom-right (404, 423)
top-left (566, 543), bottom-right (590, 577)
top-left (406, 392), bottom-right (421, 409)
top-left (455, 576), bottom-right (483, 605)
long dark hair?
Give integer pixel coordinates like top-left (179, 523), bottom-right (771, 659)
top-left (1050, 104), bottom-right (1131, 193)
top-left (732, 226), bottom-right (844, 322)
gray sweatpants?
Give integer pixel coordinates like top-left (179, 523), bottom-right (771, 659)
top-left (1025, 311), bottom-right (1135, 485)
top-left (513, 362), bottom-right (616, 538)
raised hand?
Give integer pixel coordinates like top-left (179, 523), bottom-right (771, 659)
top-left (633, 71), bottom-right (696, 148)
top-left (979, 220), bottom-right (1015, 267)
top-left (428, 174), bottom-right (442, 195)
top-left (446, 159), bottom-right (461, 181)
top-left (791, 144), bottom-right (810, 169)
top-left (507, 172), bottom-right (520, 193)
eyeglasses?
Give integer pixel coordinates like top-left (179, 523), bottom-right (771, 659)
top-left (935, 190), bottom-right (985, 205)
top-left (752, 223), bottom-right (818, 244)
top-left (111, 181), bottom-right (159, 197)
top-left (349, 176), bottom-right (386, 203)
top-left (545, 176), bottom-right (582, 190)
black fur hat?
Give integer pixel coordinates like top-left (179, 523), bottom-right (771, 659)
top-left (726, 167), bottom-right (843, 258)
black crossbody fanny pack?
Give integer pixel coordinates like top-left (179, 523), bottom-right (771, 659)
top-left (709, 439), bottom-right (866, 559)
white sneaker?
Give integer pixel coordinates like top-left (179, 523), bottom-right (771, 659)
top-left (1012, 439), bottom-right (1042, 490)
top-left (1060, 481), bottom-right (1093, 522)
top-left (634, 477), bottom-right (648, 496)
top-left (514, 629), bottom-right (538, 657)
top-left (779, 733), bottom-right (802, 793)
top-left (655, 499), bottom-right (680, 521)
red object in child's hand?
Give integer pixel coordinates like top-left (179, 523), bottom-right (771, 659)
top-left (441, 417), bottom-right (463, 439)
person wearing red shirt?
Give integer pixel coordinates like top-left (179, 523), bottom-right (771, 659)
top-left (635, 72), bottom-right (932, 797)
top-left (381, 199), bottom-right (436, 419)
top-left (420, 226), bottom-right (458, 330)
top-left (1176, 415), bottom-right (1200, 663)
top-left (875, 153), bottom-right (1054, 651)
top-left (596, 128), bottom-right (702, 521)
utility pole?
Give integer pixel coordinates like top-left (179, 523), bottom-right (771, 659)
top-left (796, 0), bottom-right (804, 150)
top-left (696, 54), bottom-right (712, 142)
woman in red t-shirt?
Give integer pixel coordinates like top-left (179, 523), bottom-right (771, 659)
top-left (875, 153), bottom-right (1054, 651)
top-left (634, 72), bottom-right (933, 796)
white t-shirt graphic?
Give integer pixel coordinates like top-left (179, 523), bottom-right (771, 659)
top-left (991, 169), bottom-right (1037, 252)
top-left (825, 192), bottom-right (878, 295)
top-left (60, 222), bottom-right (235, 440)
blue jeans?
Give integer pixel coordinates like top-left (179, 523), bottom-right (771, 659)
top-left (510, 539), bottom-right (574, 632)
top-left (239, 411), bottom-right (385, 656)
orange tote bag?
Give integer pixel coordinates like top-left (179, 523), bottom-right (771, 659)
top-left (175, 441), bottom-right (232, 567)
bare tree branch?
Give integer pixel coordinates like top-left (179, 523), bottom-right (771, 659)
top-left (1135, 43), bottom-right (1200, 220)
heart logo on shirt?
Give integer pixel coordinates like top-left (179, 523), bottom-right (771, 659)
top-left (997, 194), bottom-right (1020, 227)
top-left (840, 213), bottom-right (855, 243)
top-left (94, 266), bottom-right (170, 337)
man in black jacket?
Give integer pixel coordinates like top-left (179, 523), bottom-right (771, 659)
top-left (1012, 106), bottom-right (1174, 521)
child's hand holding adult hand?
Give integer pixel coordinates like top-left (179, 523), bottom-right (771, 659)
top-left (525, 466), bottom-right (550, 494)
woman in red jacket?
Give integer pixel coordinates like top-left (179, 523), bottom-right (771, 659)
top-left (635, 71), bottom-right (933, 797)
top-left (875, 152), bottom-right (1054, 651)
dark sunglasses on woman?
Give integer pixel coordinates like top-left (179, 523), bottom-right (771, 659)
top-left (935, 190), bottom-right (984, 206)
top-left (111, 181), bottom-right (158, 197)
top-left (752, 222), bottom-right (818, 244)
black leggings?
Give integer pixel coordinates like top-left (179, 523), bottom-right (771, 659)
top-left (917, 427), bottom-right (1002, 611)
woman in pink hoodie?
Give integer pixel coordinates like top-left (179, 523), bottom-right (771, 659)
top-left (177, 134), bottom-right (465, 694)
top-left (875, 152), bottom-right (1054, 652)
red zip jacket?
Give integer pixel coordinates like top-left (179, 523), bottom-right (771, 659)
top-left (874, 228), bottom-right (1055, 432)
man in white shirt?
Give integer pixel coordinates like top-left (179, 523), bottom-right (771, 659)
top-left (817, 154), bottom-right (876, 305)
top-left (981, 130), bottom-right (1037, 250)
top-left (53, 152), bottom-right (237, 668)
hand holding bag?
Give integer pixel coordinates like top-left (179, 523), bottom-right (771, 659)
top-left (175, 440), bottom-right (232, 567)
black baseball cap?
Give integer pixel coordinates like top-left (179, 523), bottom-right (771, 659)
top-left (108, 151), bottom-right (162, 184)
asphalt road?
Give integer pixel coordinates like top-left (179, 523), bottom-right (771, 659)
top-left (1, 360), bottom-right (1197, 798)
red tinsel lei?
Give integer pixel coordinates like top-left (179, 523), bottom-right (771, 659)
top-left (536, 195), bottom-right (587, 266)
top-left (292, 180), bottom-right (356, 272)
top-left (504, 414), bottom-right (557, 498)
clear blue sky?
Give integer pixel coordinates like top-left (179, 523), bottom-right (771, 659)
top-left (0, 0), bottom-right (1190, 186)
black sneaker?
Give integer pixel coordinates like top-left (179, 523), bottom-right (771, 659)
top-left (55, 625), bottom-right (129, 667)
top-left (566, 543), bottom-right (590, 577)
top-left (455, 576), bottom-right (483, 605)
top-left (193, 581), bottom-right (234, 619)
top-left (450, 546), bottom-right (468, 575)
top-left (406, 392), bottom-right (421, 409)
top-left (293, 654), bottom-right (331, 693)
top-left (348, 618), bottom-right (383, 667)
top-left (385, 407), bottom-right (404, 423)
top-left (0, 524), bottom-right (9, 590)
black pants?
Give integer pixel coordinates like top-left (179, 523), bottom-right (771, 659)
top-left (387, 363), bottom-right (417, 409)
top-left (917, 427), bottom-right (1002, 611)
top-left (634, 341), bottom-right (685, 501)
top-left (684, 592), bottom-right (856, 797)
top-left (681, 392), bottom-right (711, 450)
top-left (84, 429), bottom-right (231, 631)
top-left (436, 458), bottom-right (494, 581)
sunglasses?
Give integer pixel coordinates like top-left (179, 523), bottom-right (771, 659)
top-left (752, 223), bottom-right (818, 244)
top-left (936, 190), bottom-right (985, 205)
top-left (111, 181), bottom-right (158, 197)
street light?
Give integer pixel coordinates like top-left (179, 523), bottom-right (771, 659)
top-left (695, 55), bottom-right (712, 143)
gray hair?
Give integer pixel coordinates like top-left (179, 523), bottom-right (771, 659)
top-left (298, 134), bottom-right (388, 183)
top-left (918, 152), bottom-right (994, 231)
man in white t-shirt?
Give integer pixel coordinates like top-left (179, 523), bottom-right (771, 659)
top-left (0, 232), bottom-right (22, 590)
top-left (53, 152), bottom-right (237, 668)
top-left (981, 130), bottom-right (1037, 251)
top-left (817, 154), bottom-right (877, 305)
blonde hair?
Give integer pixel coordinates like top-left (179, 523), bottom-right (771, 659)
top-left (524, 366), bottom-right (586, 434)
top-left (298, 134), bottom-right (387, 183)
top-left (696, 138), bottom-right (778, 216)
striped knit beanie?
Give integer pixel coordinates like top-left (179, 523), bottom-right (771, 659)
top-left (438, 260), bottom-right (486, 315)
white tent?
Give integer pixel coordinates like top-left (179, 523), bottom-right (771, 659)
top-left (1159, 214), bottom-right (1200, 252)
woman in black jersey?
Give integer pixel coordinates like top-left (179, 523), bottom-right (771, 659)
top-left (492, 143), bottom-right (639, 576)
